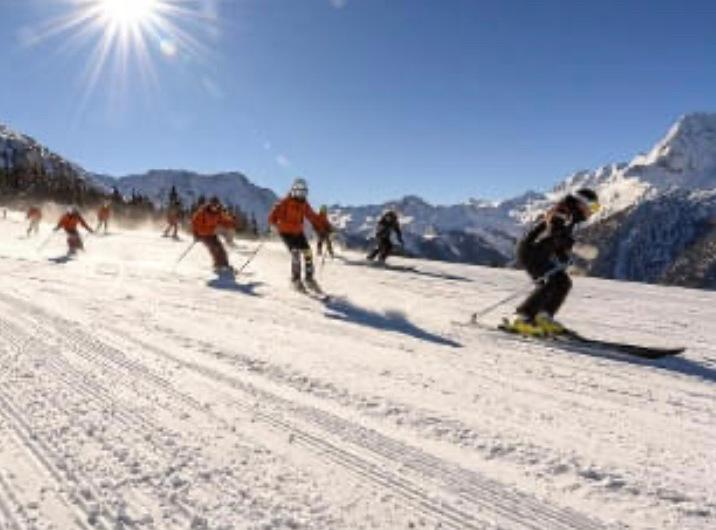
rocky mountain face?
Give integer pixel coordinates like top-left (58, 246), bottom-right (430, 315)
top-left (579, 190), bottom-right (716, 288)
top-left (93, 170), bottom-right (278, 228)
top-left (333, 113), bottom-right (716, 288)
top-left (330, 192), bottom-right (550, 267)
top-left (574, 114), bottom-right (716, 289)
top-left (0, 123), bottom-right (100, 204)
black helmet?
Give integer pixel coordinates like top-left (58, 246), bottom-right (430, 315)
top-left (209, 196), bottom-right (221, 205)
top-left (574, 188), bottom-right (600, 215)
top-left (576, 188), bottom-right (597, 203)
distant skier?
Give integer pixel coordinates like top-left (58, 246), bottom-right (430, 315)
top-left (54, 206), bottom-right (93, 255)
top-left (367, 210), bottom-right (403, 263)
top-left (315, 205), bottom-right (335, 258)
top-left (191, 196), bottom-right (236, 274)
top-left (268, 178), bottom-right (329, 292)
top-left (96, 201), bottom-right (111, 234)
top-left (506, 188), bottom-right (600, 336)
top-left (26, 206), bottom-right (41, 237)
top-left (163, 203), bottom-right (182, 239)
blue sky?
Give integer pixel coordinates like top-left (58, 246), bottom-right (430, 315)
top-left (1, 0), bottom-right (715, 206)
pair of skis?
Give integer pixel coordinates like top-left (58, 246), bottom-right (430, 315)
top-left (293, 279), bottom-right (330, 301)
top-left (459, 317), bottom-right (684, 360)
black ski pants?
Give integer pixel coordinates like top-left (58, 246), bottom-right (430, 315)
top-left (515, 239), bottom-right (572, 320)
top-left (367, 236), bottom-right (393, 262)
top-left (280, 232), bottom-right (314, 280)
top-left (197, 235), bottom-right (229, 269)
top-left (65, 229), bottom-right (84, 255)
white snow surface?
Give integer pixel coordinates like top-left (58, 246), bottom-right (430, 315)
top-left (0, 211), bottom-right (714, 529)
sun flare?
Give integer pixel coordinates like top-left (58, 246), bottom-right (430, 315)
top-left (25, 0), bottom-right (218, 108)
top-left (96, 0), bottom-right (159, 26)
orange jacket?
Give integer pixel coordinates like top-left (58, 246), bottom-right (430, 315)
top-left (98, 205), bottom-right (111, 221)
top-left (268, 197), bottom-right (327, 236)
top-left (57, 213), bottom-right (91, 232)
top-left (191, 204), bottom-right (235, 237)
top-left (27, 207), bottom-right (41, 220)
top-left (316, 211), bottom-right (333, 235)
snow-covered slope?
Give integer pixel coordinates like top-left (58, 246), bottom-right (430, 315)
top-left (0, 214), bottom-right (713, 529)
top-left (95, 170), bottom-right (279, 227)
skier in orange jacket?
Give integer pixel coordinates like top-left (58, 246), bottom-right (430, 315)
top-left (315, 205), bottom-right (334, 258)
top-left (26, 206), bottom-right (42, 237)
top-left (268, 178), bottom-right (329, 292)
top-left (55, 206), bottom-right (93, 255)
top-left (96, 201), bottom-right (111, 234)
top-left (191, 196), bottom-right (236, 273)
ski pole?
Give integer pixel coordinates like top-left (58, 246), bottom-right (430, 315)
top-left (36, 230), bottom-right (57, 253)
top-left (235, 241), bottom-right (264, 276)
top-left (470, 265), bottom-right (566, 323)
top-left (173, 240), bottom-right (197, 270)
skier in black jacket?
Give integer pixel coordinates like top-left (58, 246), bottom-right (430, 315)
top-left (508, 188), bottom-right (600, 336)
top-left (367, 210), bottom-right (403, 263)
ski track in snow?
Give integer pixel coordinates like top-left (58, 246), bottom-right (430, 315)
top-left (0, 214), bottom-right (715, 529)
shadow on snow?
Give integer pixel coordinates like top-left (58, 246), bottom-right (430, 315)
top-left (206, 279), bottom-right (265, 297)
top-left (337, 257), bottom-right (473, 283)
top-left (321, 297), bottom-right (462, 348)
top-left (553, 340), bottom-right (716, 383)
top-left (48, 255), bottom-right (75, 264)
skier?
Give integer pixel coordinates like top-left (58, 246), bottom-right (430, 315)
top-left (367, 210), bottom-right (403, 263)
top-left (163, 203), bottom-right (182, 239)
top-left (506, 188), bottom-right (601, 336)
top-left (54, 206), bottom-right (93, 255)
top-left (268, 178), bottom-right (329, 292)
top-left (26, 206), bottom-right (42, 237)
top-left (191, 196), bottom-right (236, 274)
top-left (96, 201), bottom-right (111, 234)
top-left (315, 205), bottom-right (334, 258)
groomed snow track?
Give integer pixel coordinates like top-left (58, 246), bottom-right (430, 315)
top-left (0, 290), bottom-right (604, 529)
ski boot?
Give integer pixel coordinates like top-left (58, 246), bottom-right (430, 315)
top-left (304, 276), bottom-right (323, 295)
top-left (534, 312), bottom-right (566, 336)
top-left (503, 314), bottom-right (546, 337)
top-left (213, 265), bottom-right (236, 283)
top-left (292, 278), bottom-right (307, 293)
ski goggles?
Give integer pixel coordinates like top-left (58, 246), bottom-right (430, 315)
top-left (575, 196), bottom-right (601, 215)
top-left (584, 201), bottom-right (601, 214)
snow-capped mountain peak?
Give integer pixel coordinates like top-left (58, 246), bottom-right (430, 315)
top-left (626, 112), bottom-right (716, 189)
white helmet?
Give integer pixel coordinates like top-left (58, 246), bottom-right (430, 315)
top-left (289, 178), bottom-right (308, 199)
top-left (67, 205), bottom-right (78, 215)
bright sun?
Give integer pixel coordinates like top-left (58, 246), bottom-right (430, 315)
top-left (97, 0), bottom-right (158, 26)
top-left (25, 0), bottom-right (218, 108)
